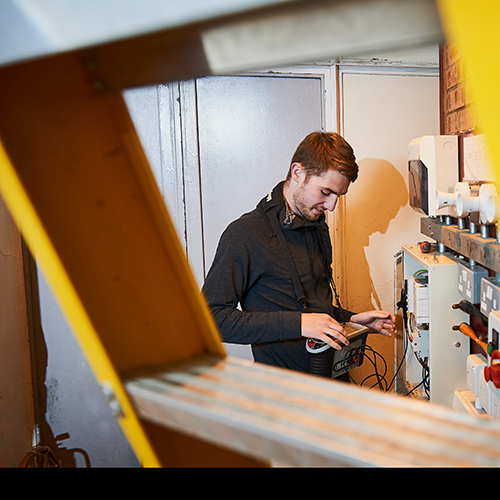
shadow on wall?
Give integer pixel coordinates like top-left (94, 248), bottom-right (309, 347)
top-left (346, 158), bottom-right (408, 312)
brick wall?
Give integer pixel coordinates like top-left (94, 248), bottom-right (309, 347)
top-left (440, 44), bottom-right (477, 135)
top-left (440, 44), bottom-right (484, 181)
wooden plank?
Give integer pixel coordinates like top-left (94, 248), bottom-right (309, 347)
top-left (0, 52), bottom-right (225, 374)
top-left (79, 24), bottom-right (210, 91)
top-left (126, 355), bottom-right (500, 467)
top-left (421, 217), bottom-right (500, 271)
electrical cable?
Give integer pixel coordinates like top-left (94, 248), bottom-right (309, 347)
top-left (364, 345), bottom-right (388, 390)
top-left (387, 335), bottom-right (408, 392)
top-left (360, 270), bottom-right (427, 396)
top-left (388, 290), bottom-right (410, 392)
top-left (404, 364), bottom-right (430, 400)
top-left (346, 267), bottom-right (432, 394)
top-left (349, 344), bottom-right (389, 391)
top-left (400, 269), bottom-right (430, 399)
top-left (405, 380), bottom-right (424, 397)
top-left (413, 351), bottom-right (430, 398)
top-left (387, 280), bottom-right (412, 392)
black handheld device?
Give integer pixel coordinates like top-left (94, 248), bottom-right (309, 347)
top-left (306, 322), bottom-right (369, 379)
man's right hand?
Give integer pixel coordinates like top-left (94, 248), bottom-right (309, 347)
top-left (300, 313), bottom-right (349, 350)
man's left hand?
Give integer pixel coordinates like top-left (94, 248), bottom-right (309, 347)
top-left (350, 311), bottom-right (396, 336)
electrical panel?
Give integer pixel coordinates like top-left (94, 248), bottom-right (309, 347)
top-left (405, 274), bottom-right (429, 359)
top-left (398, 133), bottom-right (500, 421)
top-left (407, 274), bottom-right (429, 324)
top-left (398, 244), bottom-right (468, 406)
top-left (458, 262), bottom-right (488, 304)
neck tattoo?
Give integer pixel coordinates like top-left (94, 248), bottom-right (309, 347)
top-left (283, 191), bottom-right (295, 226)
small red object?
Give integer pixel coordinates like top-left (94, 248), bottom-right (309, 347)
top-left (484, 350), bottom-right (500, 388)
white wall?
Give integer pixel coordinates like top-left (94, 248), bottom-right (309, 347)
top-left (338, 64), bottom-right (440, 385)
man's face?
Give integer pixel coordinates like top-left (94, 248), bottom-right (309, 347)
top-left (291, 164), bottom-right (350, 221)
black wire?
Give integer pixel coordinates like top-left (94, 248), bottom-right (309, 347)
top-left (345, 282), bottom-right (428, 397)
top-left (351, 344), bottom-right (389, 391)
top-left (405, 380), bottom-right (424, 396)
top-left (386, 281), bottom-right (410, 392)
top-left (387, 339), bottom-right (408, 392)
top-left (348, 311), bottom-right (418, 396)
top-left (365, 345), bottom-right (388, 390)
top-left (413, 351), bottom-right (430, 398)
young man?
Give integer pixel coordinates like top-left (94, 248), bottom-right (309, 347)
top-left (202, 131), bottom-right (395, 374)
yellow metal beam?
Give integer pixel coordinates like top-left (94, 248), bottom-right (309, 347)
top-left (436, 0), bottom-right (500, 185)
top-left (0, 51), bottom-right (265, 466)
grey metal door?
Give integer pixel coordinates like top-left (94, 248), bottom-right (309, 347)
top-left (179, 73), bottom-right (325, 359)
top-left (188, 74), bottom-right (324, 283)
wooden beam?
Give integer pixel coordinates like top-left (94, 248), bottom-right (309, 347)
top-left (79, 24), bottom-right (211, 91)
top-left (420, 218), bottom-right (500, 272)
top-left (126, 355), bottom-right (500, 467)
top-left (74, 0), bottom-right (444, 91)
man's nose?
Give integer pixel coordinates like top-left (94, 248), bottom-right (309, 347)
top-left (325, 195), bottom-right (338, 211)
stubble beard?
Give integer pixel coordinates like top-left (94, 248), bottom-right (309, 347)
top-left (292, 187), bottom-right (322, 222)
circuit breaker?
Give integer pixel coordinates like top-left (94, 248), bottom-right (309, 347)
top-left (405, 274), bottom-right (429, 359)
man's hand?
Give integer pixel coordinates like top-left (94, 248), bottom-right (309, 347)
top-left (301, 313), bottom-right (349, 350)
top-left (350, 310), bottom-right (396, 336)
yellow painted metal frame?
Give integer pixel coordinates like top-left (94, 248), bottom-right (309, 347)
top-left (0, 52), bottom-right (242, 466)
top-left (0, 137), bottom-right (160, 467)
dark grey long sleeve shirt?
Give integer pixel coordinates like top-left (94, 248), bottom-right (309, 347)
top-left (202, 181), bottom-right (353, 373)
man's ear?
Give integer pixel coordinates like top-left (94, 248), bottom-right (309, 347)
top-left (290, 162), bottom-right (304, 182)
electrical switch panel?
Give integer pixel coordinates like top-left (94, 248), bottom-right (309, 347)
top-left (480, 278), bottom-right (500, 316)
top-left (409, 327), bottom-right (429, 358)
top-left (400, 245), bottom-right (469, 407)
top-left (458, 262), bottom-right (488, 304)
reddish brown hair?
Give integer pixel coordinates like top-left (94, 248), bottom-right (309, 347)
top-left (287, 131), bottom-right (358, 182)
